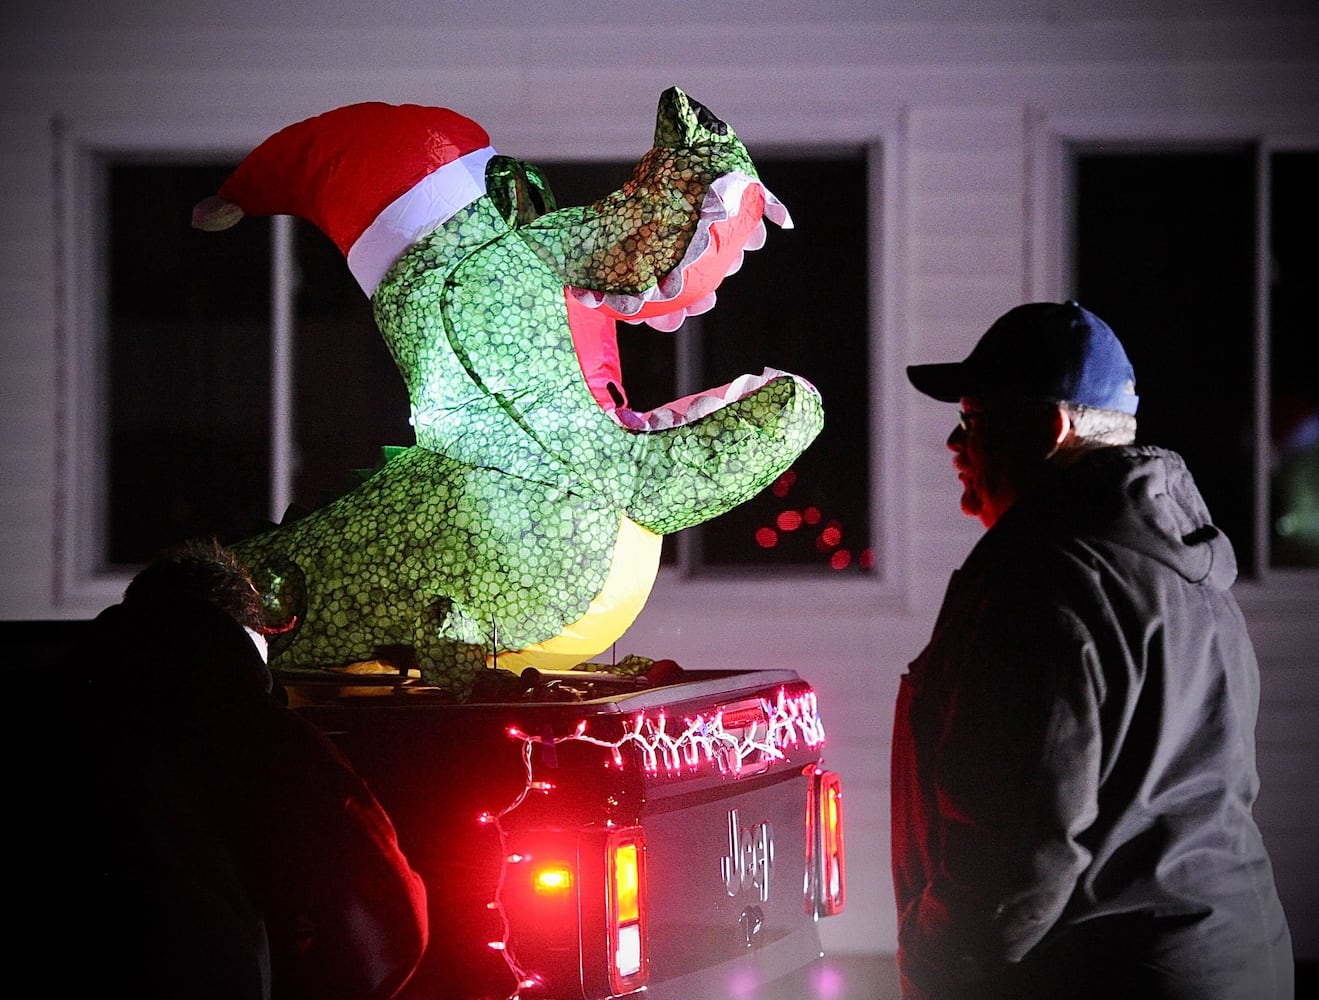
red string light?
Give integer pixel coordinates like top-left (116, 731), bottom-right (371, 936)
top-left (478, 689), bottom-right (826, 998)
top-left (771, 469), bottom-right (796, 497)
top-left (776, 509), bottom-right (803, 532)
top-left (754, 468), bottom-right (867, 570)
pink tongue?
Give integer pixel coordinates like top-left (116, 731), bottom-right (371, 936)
top-left (566, 294), bottom-right (625, 412)
top-left (565, 182), bottom-right (771, 418)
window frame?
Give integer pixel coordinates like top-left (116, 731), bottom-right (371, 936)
top-left (1031, 110), bottom-right (1319, 608)
top-left (54, 114), bottom-right (910, 613)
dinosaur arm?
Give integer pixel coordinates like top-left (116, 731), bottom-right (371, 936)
top-left (625, 373), bottom-right (823, 534)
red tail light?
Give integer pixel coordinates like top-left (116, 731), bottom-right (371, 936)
top-left (805, 768), bottom-right (846, 916)
top-left (607, 827), bottom-right (648, 994)
top-left (531, 861), bottom-right (574, 894)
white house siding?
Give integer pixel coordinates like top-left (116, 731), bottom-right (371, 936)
top-left (2, 0), bottom-right (1316, 961)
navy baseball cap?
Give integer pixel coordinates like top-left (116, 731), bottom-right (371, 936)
top-left (906, 301), bottom-right (1139, 414)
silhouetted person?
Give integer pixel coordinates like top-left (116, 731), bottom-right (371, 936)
top-left (77, 539), bottom-right (427, 999)
top-left (893, 302), bottom-right (1293, 999)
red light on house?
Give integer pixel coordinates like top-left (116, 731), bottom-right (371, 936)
top-left (829, 550), bottom-right (852, 571)
top-left (776, 509), bottom-right (803, 532)
top-left (755, 526), bottom-right (778, 548)
top-left (771, 469), bottom-right (797, 497)
top-left (816, 521), bottom-right (842, 551)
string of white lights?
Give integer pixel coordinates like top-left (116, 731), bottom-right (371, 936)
top-left (476, 686), bottom-right (826, 999)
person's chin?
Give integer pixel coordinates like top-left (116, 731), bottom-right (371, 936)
top-left (959, 487), bottom-right (982, 520)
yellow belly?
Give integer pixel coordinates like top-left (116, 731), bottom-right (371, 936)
top-left (489, 515), bottom-right (662, 671)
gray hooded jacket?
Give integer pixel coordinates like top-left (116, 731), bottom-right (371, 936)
top-left (892, 446), bottom-right (1293, 999)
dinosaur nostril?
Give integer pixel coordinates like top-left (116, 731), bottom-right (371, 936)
top-left (691, 98), bottom-right (729, 137)
top-left (607, 381), bottom-right (627, 408)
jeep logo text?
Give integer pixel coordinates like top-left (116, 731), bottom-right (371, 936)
top-left (721, 808), bottom-right (774, 902)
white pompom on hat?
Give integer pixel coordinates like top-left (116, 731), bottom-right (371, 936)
top-left (192, 101), bottom-right (497, 295)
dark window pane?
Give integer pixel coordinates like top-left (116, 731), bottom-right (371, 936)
top-left (696, 154), bottom-right (871, 572)
top-left (107, 162), bottom-right (271, 565)
top-left (1269, 150), bottom-right (1319, 567)
top-left (1075, 150), bottom-right (1257, 573)
top-left (290, 219), bottom-right (414, 512)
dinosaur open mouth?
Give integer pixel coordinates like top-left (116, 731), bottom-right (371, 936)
top-left (566, 174), bottom-right (792, 432)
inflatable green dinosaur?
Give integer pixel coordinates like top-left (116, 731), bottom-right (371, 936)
top-left (193, 87), bottom-right (823, 698)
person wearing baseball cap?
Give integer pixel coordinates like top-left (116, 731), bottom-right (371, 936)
top-left (907, 300), bottom-right (1139, 528)
top-left (891, 302), bottom-right (1293, 999)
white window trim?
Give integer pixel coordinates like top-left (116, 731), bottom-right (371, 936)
top-left (54, 114), bottom-right (911, 617)
top-left (54, 114), bottom-right (276, 610)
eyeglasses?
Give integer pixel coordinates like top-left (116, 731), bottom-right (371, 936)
top-left (955, 410), bottom-right (985, 433)
top-left (956, 401), bottom-right (1057, 433)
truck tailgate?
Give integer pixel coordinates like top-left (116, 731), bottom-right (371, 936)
top-left (641, 759), bottom-right (826, 995)
top-left (618, 675), bottom-right (833, 996)
top-left (289, 667), bottom-right (843, 1000)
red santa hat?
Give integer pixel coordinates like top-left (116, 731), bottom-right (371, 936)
top-left (192, 102), bottom-right (496, 295)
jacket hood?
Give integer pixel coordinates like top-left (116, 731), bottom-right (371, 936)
top-left (1024, 445), bottom-right (1238, 589)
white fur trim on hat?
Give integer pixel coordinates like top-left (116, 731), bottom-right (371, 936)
top-left (347, 145), bottom-right (497, 296)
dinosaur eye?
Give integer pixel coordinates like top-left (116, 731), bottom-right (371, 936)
top-left (520, 162), bottom-right (558, 217)
top-left (486, 156), bottom-right (558, 228)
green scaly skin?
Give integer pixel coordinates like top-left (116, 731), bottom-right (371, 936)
top-left (234, 88), bottom-right (823, 699)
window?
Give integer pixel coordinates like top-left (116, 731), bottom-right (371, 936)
top-left (88, 150), bottom-right (871, 577)
top-left (1267, 151), bottom-right (1319, 569)
top-left (1072, 146), bottom-right (1318, 575)
top-left (106, 161), bottom-right (272, 564)
top-left (102, 161), bottom-right (412, 568)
